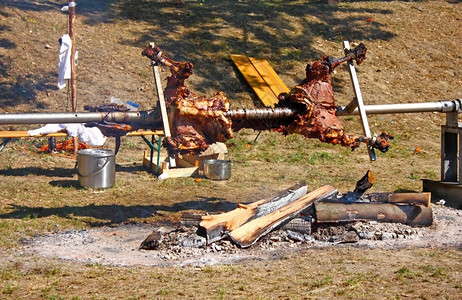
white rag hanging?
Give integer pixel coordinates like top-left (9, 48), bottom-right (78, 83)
top-left (57, 34), bottom-right (78, 89)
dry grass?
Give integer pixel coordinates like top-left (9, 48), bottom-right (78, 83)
top-left (0, 0), bottom-right (461, 299)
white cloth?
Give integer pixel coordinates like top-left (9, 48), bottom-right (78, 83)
top-left (28, 124), bottom-right (106, 147)
top-left (63, 124), bottom-right (106, 147)
top-left (57, 34), bottom-right (78, 89)
top-left (28, 124), bottom-right (65, 136)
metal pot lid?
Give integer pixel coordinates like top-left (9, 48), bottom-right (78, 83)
top-left (77, 149), bottom-right (115, 157)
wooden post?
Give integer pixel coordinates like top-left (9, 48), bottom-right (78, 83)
top-left (68, 1), bottom-right (78, 153)
top-left (152, 62), bottom-right (176, 168)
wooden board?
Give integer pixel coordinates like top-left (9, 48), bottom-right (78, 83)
top-left (248, 57), bottom-right (289, 97)
top-left (0, 130), bottom-right (164, 138)
top-left (230, 54), bottom-right (283, 108)
top-left (199, 182), bottom-right (307, 243)
top-left (143, 151), bottom-right (198, 178)
top-left (228, 185), bottom-right (337, 248)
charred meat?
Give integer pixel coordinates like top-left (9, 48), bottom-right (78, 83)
top-left (142, 44), bottom-right (233, 155)
top-left (275, 43), bottom-right (392, 152)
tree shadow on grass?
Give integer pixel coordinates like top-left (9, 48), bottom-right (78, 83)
top-left (0, 167), bottom-right (76, 178)
top-left (0, 196), bottom-right (237, 226)
top-left (0, 164), bottom-right (148, 178)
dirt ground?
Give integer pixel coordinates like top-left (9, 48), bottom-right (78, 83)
top-left (19, 204), bottom-right (462, 268)
top-left (1, 0), bottom-right (462, 299)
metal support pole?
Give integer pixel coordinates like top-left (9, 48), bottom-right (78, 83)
top-left (337, 100), bottom-right (462, 116)
top-left (343, 41), bottom-right (376, 161)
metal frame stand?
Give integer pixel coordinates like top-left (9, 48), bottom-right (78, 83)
top-left (140, 134), bottom-right (163, 176)
top-left (422, 112), bottom-right (462, 208)
top-left (343, 41), bottom-right (376, 161)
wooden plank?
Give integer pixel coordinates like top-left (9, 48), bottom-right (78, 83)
top-left (126, 130), bottom-right (164, 136)
top-left (143, 151), bottom-right (198, 178)
top-left (248, 57), bottom-right (289, 97)
top-left (230, 54), bottom-right (279, 108)
top-left (199, 182), bottom-right (307, 243)
top-left (0, 130), bottom-right (163, 139)
top-left (0, 131), bottom-right (67, 138)
top-left (229, 185), bottom-right (337, 248)
top-left (152, 64), bottom-right (176, 168)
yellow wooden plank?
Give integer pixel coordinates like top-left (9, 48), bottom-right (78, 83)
top-left (126, 130), bottom-right (164, 136)
top-left (230, 54), bottom-right (279, 108)
top-left (248, 57), bottom-right (289, 97)
top-left (0, 131), bottom-right (68, 138)
top-left (0, 130), bottom-right (164, 139)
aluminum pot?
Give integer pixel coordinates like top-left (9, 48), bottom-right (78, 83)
top-left (203, 159), bottom-right (231, 180)
top-left (77, 149), bottom-right (115, 188)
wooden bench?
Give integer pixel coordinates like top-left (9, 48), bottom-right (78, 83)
top-left (0, 129), bottom-right (164, 139)
top-left (0, 129), bottom-right (165, 173)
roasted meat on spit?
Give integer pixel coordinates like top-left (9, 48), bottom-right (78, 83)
top-left (275, 43), bottom-right (392, 152)
top-left (141, 43), bottom-right (390, 156)
top-left (142, 44), bottom-right (233, 155)
top-left (84, 103), bottom-right (159, 154)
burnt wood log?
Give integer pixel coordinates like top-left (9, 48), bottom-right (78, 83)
top-left (323, 192), bottom-right (432, 207)
top-left (369, 192), bottom-right (431, 207)
top-left (228, 185), bottom-right (337, 248)
top-left (353, 169), bottom-right (375, 194)
top-left (313, 202), bottom-right (433, 226)
top-left (199, 182), bottom-right (308, 244)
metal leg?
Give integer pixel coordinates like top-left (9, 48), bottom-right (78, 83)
top-left (140, 135), bottom-right (163, 176)
top-left (0, 138), bottom-right (12, 152)
top-left (441, 125), bottom-right (460, 183)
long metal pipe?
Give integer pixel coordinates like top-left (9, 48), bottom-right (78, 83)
top-left (0, 99), bottom-right (459, 125)
top-left (337, 99), bottom-right (461, 116)
top-left (0, 111), bottom-right (158, 125)
top-left (224, 107), bottom-right (296, 120)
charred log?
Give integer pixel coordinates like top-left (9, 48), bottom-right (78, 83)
top-left (314, 202), bottom-right (433, 227)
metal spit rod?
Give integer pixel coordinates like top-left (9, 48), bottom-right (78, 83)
top-left (0, 100), bottom-right (459, 125)
top-left (0, 111), bottom-right (158, 125)
top-left (336, 99), bottom-right (462, 116)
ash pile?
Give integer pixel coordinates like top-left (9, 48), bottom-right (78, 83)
top-left (140, 171), bottom-right (434, 257)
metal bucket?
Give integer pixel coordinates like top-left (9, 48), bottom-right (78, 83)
top-left (203, 159), bottom-right (231, 180)
top-left (77, 149), bottom-right (115, 188)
